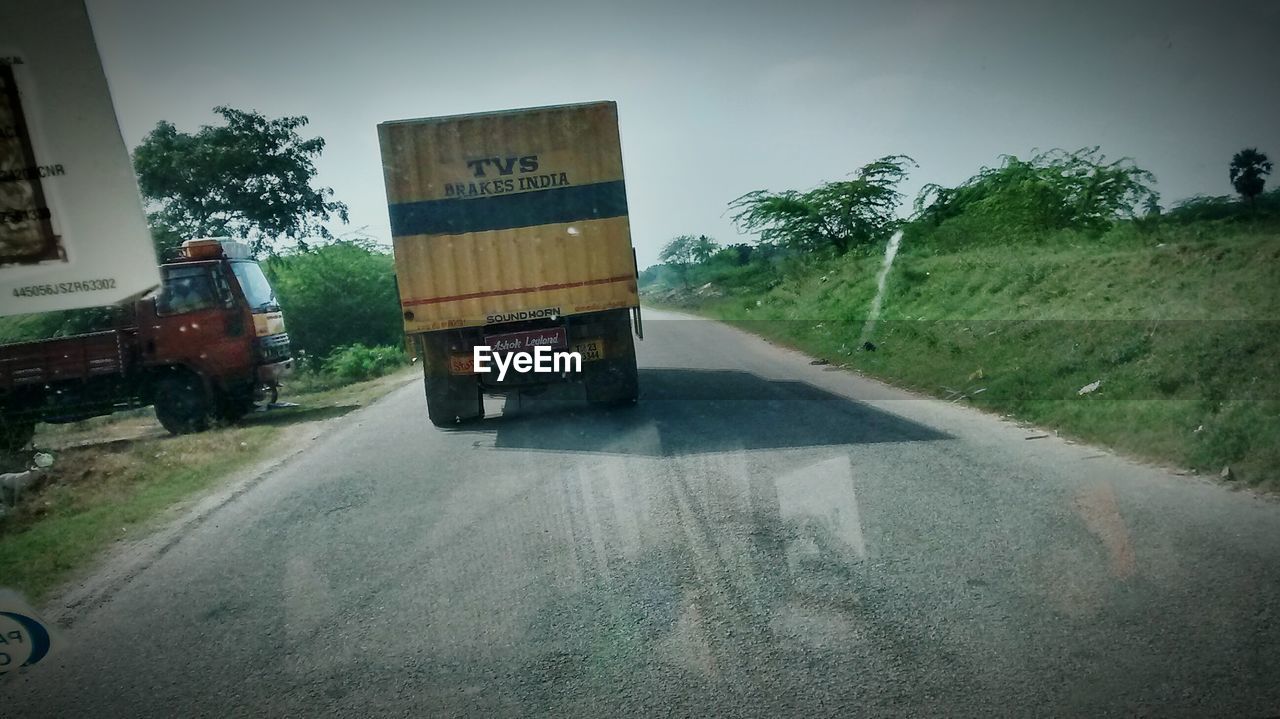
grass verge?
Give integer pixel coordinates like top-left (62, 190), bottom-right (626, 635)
top-left (0, 365), bottom-right (418, 602)
top-left (647, 225), bottom-right (1279, 490)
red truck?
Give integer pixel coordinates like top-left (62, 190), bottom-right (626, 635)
top-left (0, 238), bottom-right (293, 450)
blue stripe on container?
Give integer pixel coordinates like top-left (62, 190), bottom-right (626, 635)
top-left (389, 180), bottom-right (628, 237)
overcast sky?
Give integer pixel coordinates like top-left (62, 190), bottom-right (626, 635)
top-left (86, 0), bottom-right (1279, 266)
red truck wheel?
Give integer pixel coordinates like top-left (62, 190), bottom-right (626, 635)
top-left (0, 417), bottom-right (36, 452)
top-left (215, 393), bottom-right (255, 424)
top-left (154, 375), bottom-right (212, 435)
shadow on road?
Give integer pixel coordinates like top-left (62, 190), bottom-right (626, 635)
top-left (239, 404), bottom-right (360, 428)
top-left (469, 368), bottom-right (948, 456)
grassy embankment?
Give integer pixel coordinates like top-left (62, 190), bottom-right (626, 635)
top-left (646, 221), bottom-right (1279, 490)
top-left (0, 364), bottom-right (417, 602)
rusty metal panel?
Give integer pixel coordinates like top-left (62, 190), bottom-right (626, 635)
top-left (83, 331), bottom-right (123, 375)
top-left (378, 101), bottom-right (638, 333)
top-left (0, 329), bottom-right (124, 388)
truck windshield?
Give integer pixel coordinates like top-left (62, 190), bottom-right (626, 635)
top-left (230, 260), bottom-right (277, 311)
top-left (155, 265), bottom-right (220, 316)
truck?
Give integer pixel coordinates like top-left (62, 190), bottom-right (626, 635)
top-left (378, 101), bottom-right (642, 426)
top-left (0, 238), bottom-right (293, 450)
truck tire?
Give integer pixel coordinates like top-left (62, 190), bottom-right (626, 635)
top-left (587, 356), bottom-right (639, 406)
top-left (154, 374), bottom-right (212, 435)
top-left (216, 397), bottom-right (255, 424)
top-left (416, 332), bottom-right (483, 427)
top-left (424, 374), bottom-right (483, 427)
top-left (0, 416), bottom-right (36, 452)
top-left (585, 321), bottom-right (639, 406)
top-left (215, 388), bottom-right (256, 425)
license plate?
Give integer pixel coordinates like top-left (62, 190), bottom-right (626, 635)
top-left (483, 327), bottom-right (568, 353)
top-left (448, 354), bottom-right (474, 374)
top-left (572, 338), bottom-right (605, 362)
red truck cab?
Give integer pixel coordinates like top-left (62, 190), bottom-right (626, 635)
top-left (0, 238), bottom-right (292, 450)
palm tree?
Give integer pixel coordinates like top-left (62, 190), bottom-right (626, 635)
top-left (690, 235), bottom-right (718, 264)
top-left (1229, 148), bottom-right (1272, 205)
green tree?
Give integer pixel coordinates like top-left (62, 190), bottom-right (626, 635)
top-left (263, 239), bottom-right (402, 362)
top-left (730, 155), bottom-right (915, 255)
top-left (1229, 148), bottom-right (1272, 204)
top-left (727, 243), bottom-right (754, 265)
top-left (133, 106), bottom-right (349, 257)
top-left (690, 234), bottom-right (718, 263)
top-left (659, 235), bottom-right (700, 288)
top-left (912, 148), bottom-right (1157, 238)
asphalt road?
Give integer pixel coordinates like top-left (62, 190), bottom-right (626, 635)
top-left (4, 309), bottom-right (1280, 717)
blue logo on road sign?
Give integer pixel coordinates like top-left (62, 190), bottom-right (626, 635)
top-left (0, 609), bottom-right (52, 671)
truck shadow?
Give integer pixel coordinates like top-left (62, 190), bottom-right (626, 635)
top-left (470, 368), bottom-right (948, 457)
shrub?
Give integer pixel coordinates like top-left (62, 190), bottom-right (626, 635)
top-left (1163, 188), bottom-right (1280, 224)
top-left (908, 148), bottom-right (1158, 250)
top-left (322, 344), bottom-right (407, 383)
top-left (264, 240), bottom-right (403, 360)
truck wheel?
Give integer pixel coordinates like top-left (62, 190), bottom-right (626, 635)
top-left (0, 417), bottom-right (36, 452)
top-left (154, 375), bottom-right (212, 435)
top-left (424, 374), bottom-right (483, 427)
top-left (216, 396), bottom-right (255, 424)
top-left (586, 325), bottom-right (639, 406)
top-left (587, 356), bottom-right (639, 406)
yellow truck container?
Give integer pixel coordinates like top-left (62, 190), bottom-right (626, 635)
top-left (378, 101), bottom-right (641, 425)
